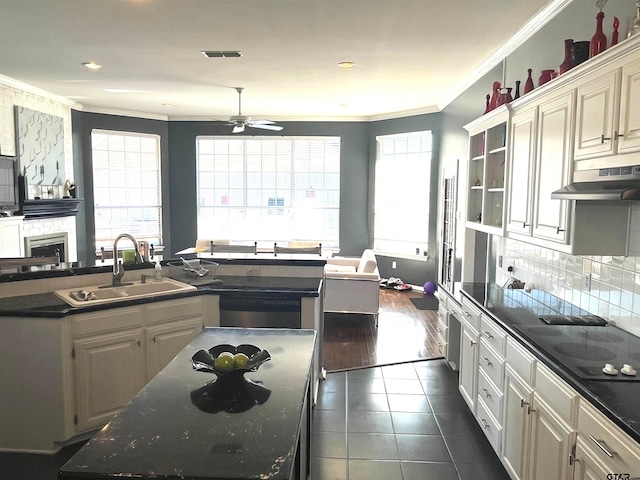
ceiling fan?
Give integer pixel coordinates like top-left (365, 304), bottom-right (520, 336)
top-left (222, 87), bottom-right (283, 134)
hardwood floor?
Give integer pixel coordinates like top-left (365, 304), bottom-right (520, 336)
top-left (323, 288), bottom-right (442, 372)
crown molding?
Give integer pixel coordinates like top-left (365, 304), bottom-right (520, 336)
top-left (0, 74), bottom-right (81, 109)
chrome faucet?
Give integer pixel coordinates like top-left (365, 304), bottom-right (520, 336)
top-left (112, 233), bottom-right (143, 286)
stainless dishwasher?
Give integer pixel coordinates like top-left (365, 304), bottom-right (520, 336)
top-left (219, 294), bottom-right (301, 329)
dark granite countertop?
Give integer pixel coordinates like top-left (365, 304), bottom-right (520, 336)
top-left (59, 327), bottom-right (316, 480)
top-left (460, 282), bottom-right (640, 444)
top-left (0, 276), bottom-right (322, 318)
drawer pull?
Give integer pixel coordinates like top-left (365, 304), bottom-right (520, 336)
top-left (437, 342), bottom-right (442, 347)
top-left (589, 435), bottom-right (617, 458)
top-left (481, 357), bottom-right (492, 366)
top-left (437, 328), bottom-right (443, 333)
top-left (463, 311), bottom-right (472, 318)
top-left (480, 388), bottom-right (491, 398)
top-left (482, 331), bottom-right (493, 339)
top-left (480, 418), bottom-right (489, 429)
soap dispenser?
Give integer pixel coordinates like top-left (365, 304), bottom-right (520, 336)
top-left (154, 262), bottom-right (162, 281)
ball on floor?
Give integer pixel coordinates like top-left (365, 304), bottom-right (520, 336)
top-left (423, 281), bottom-right (436, 294)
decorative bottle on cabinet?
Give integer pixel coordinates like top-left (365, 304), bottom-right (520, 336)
top-left (558, 39), bottom-right (574, 74)
top-left (611, 17), bottom-right (619, 46)
top-left (524, 69), bottom-right (534, 94)
top-left (514, 81), bottom-right (521, 100)
top-left (489, 82), bottom-right (501, 111)
top-left (629, 0), bottom-right (640, 39)
top-left (590, 11), bottom-right (607, 57)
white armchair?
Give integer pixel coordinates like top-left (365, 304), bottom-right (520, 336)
top-left (324, 249), bottom-right (380, 319)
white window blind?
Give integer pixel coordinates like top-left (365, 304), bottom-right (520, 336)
top-left (374, 131), bottom-right (432, 256)
top-left (91, 130), bottom-right (162, 250)
top-left (196, 136), bottom-right (340, 246)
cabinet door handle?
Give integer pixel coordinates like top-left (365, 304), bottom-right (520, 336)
top-left (437, 342), bottom-right (442, 348)
top-left (137, 340), bottom-right (141, 347)
top-left (522, 222), bottom-right (530, 228)
top-left (470, 340), bottom-right (477, 347)
top-left (520, 399), bottom-right (529, 408)
top-left (589, 435), bottom-right (617, 458)
top-left (482, 331), bottom-right (493, 339)
top-left (480, 388), bottom-right (490, 398)
top-left (152, 336), bottom-right (157, 343)
top-left (481, 357), bottom-right (492, 366)
top-left (556, 226), bottom-right (565, 234)
top-left (601, 134), bottom-right (611, 143)
top-left (615, 131), bottom-right (624, 140)
top-left (527, 405), bottom-right (536, 415)
top-left (480, 418), bottom-right (489, 429)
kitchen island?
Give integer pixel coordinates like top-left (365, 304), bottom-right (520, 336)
top-left (59, 327), bottom-right (316, 480)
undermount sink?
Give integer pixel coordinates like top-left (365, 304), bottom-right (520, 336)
top-left (55, 278), bottom-right (197, 307)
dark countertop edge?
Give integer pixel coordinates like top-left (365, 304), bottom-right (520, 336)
top-left (459, 286), bottom-right (640, 445)
top-left (0, 280), bottom-right (322, 318)
top-left (0, 257), bottom-right (326, 283)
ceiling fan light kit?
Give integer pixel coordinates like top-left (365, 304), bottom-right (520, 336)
top-left (222, 87), bottom-right (283, 134)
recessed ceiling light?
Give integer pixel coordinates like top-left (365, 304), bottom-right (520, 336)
top-left (338, 61), bottom-right (356, 69)
top-left (82, 61), bottom-right (102, 70)
top-left (201, 51), bottom-right (243, 58)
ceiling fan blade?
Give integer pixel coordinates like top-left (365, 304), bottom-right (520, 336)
top-left (232, 123), bottom-right (245, 133)
top-left (249, 123), bottom-right (283, 131)
top-left (247, 119), bottom-right (275, 125)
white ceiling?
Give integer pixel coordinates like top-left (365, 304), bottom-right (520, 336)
top-left (0, 0), bottom-right (561, 122)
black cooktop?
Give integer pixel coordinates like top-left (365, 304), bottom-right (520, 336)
top-left (539, 314), bottom-right (607, 326)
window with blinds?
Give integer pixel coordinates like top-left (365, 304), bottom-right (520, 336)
top-left (374, 131), bottom-right (432, 256)
top-left (196, 136), bottom-right (340, 246)
top-left (91, 130), bottom-right (162, 250)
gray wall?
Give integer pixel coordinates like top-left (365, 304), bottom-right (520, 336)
top-left (72, 112), bottom-right (169, 261)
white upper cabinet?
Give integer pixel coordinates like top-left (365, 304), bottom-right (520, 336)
top-left (573, 39), bottom-right (640, 169)
top-left (532, 90), bottom-right (574, 243)
top-left (506, 89), bottom-right (574, 246)
top-left (618, 56), bottom-right (640, 154)
top-left (574, 69), bottom-right (620, 160)
top-left (464, 107), bottom-right (509, 235)
top-left (507, 107), bottom-right (537, 236)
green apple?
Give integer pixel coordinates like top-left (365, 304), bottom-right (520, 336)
top-left (214, 352), bottom-right (235, 373)
top-left (234, 353), bottom-right (249, 368)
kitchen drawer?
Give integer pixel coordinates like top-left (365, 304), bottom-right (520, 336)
top-left (436, 291), bottom-right (449, 310)
top-left (477, 369), bottom-right (503, 423)
top-left (146, 297), bottom-right (204, 325)
top-left (480, 315), bottom-right (506, 356)
top-left (506, 337), bottom-right (536, 385)
top-left (460, 296), bottom-right (481, 331)
top-left (72, 306), bottom-right (144, 337)
top-left (437, 305), bottom-right (448, 327)
top-left (534, 362), bottom-right (578, 426)
top-left (476, 397), bottom-right (502, 454)
top-left (437, 312), bottom-right (448, 335)
top-left (578, 401), bottom-right (640, 475)
top-left (479, 340), bottom-right (505, 390)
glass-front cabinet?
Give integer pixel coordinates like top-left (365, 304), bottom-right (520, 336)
top-left (464, 105), bottom-right (509, 234)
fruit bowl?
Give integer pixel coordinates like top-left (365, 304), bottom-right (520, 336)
top-left (190, 344), bottom-right (271, 379)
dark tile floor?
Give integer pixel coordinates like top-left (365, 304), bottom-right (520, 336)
top-left (311, 358), bottom-right (511, 480)
top-left (0, 359), bottom-right (510, 480)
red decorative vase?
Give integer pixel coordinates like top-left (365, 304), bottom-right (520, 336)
top-left (538, 69), bottom-right (555, 87)
top-left (489, 81), bottom-right (501, 111)
top-left (524, 69), bottom-right (534, 94)
top-left (496, 87), bottom-right (513, 107)
top-left (611, 17), bottom-right (619, 46)
top-left (590, 11), bottom-right (607, 58)
top-left (558, 39), bottom-right (575, 75)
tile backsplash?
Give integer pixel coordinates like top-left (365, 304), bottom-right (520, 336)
top-left (495, 238), bottom-right (640, 337)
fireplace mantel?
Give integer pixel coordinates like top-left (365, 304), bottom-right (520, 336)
top-left (19, 198), bottom-right (82, 219)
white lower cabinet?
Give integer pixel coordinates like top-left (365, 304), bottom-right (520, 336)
top-left (527, 395), bottom-right (576, 480)
top-left (574, 400), bottom-right (640, 478)
top-left (70, 297), bottom-right (205, 433)
top-left (146, 318), bottom-right (203, 381)
top-left (502, 365), bottom-right (533, 480)
top-left (73, 328), bottom-right (146, 432)
top-left (459, 322), bottom-right (479, 412)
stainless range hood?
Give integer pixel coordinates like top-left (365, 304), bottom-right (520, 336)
top-left (552, 165), bottom-right (640, 201)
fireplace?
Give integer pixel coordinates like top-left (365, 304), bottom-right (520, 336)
top-left (24, 232), bottom-right (68, 262)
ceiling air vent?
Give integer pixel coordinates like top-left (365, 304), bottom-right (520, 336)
top-left (201, 51), bottom-right (243, 58)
